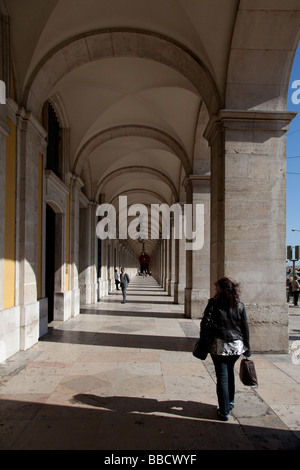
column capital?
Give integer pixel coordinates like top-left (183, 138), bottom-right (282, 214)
top-left (16, 107), bottom-right (48, 141)
top-left (66, 172), bottom-right (85, 189)
top-left (204, 109), bottom-right (297, 145)
top-left (182, 174), bottom-right (210, 190)
top-left (88, 200), bottom-right (99, 211)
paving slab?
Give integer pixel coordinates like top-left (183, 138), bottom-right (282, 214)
top-left (0, 276), bottom-right (300, 450)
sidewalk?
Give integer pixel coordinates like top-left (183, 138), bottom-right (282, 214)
top-left (0, 276), bottom-right (300, 450)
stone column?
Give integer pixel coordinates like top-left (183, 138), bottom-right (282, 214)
top-left (90, 202), bottom-right (99, 302)
top-left (100, 238), bottom-right (108, 297)
top-left (17, 109), bottom-right (47, 349)
top-left (168, 220), bottom-right (176, 296)
top-left (160, 241), bottom-right (164, 286)
top-left (174, 213), bottom-right (186, 304)
top-left (159, 241), bottom-right (163, 285)
top-left (79, 199), bottom-right (98, 305)
top-left (205, 109), bottom-right (296, 352)
top-left (163, 239), bottom-right (169, 291)
top-left (69, 174), bottom-right (84, 316)
top-left (184, 175), bottom-right (210, 318)
top-left (107, 240), bottom-right (114, 293)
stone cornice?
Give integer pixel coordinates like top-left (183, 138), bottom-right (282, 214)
top-left (66, 171), bottom-right (84, 190)
top-left (204, 109), bottom-right (297, 145)
top-left (182, 174), bottom-right (210, 190)
top-left (16, 106), bottom-right (47, 146)
top-left (45, 169), bottom-right (70, 196)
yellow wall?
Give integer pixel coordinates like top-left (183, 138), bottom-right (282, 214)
top-left (4, 118), bottom-right (16, 309)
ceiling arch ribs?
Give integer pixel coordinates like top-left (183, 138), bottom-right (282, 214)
top-left (115, 200), bottom-right (164, 258)
top-left (96, 166), bottom-right (178, 204)
top-left (111, 189), bottom-right (168, 207)
top-left (112, 190), bottom-right (169, 240)
top-left (20, 26), bottom-right (223, 261)
top-left (23, 28), bottom-right (221, 119)
top-left (73, 124), bottom-right (192, 178)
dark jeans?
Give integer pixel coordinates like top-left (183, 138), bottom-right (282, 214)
top-left (293, 291), bottom-right (299, 306)
top-left (211, 354), bottom-right (240, 417)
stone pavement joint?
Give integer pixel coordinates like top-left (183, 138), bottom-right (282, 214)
top-left (0, 276), bottom-right (300, 450)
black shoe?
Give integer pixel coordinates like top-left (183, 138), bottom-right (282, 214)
top-left (217, 409), bottom-right (229, 421)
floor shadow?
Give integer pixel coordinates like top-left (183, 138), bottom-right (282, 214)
top-left (1, 396), bottom-right (299, 450)
top-left (40, 329), bottom-right (195, 352)
top-left (119, 299), bottom-right (175, 304)
top-left (118, 293), bottom-right (170, 297)
top-left (80, 307), bottom-right (185, 319)
top-left (72, 394), bottom-right (217, 420)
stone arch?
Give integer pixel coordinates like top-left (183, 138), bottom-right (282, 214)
top-left (45, 198), bottom-right (64, 215)
top-left (95, 165), bottom-right (178, 203)
top-left (73, 124), bottom-right (192, 178)
top-left (111, 189), bottom-right (168, 207)
top-left (23, 28), bottom-right (221, 119)
top-left (226, 7), bottom-right (300, 111)
top-left (192, 100), bottom-right (210, 175)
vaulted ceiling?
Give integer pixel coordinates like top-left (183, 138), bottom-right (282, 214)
top-left (4, 0), bottom-right (299, 257)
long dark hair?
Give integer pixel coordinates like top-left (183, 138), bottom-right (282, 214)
top-left (214, 277), bottom-right (240, 309)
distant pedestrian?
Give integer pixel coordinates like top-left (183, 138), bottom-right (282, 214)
top-left (120, 267), bottom-right (130, 303)
top-left (114, 269), bottom-right (120, 290)
top-left (286, 277), bottom-right (291, 302)
top-left (199, 277), bottom-right (251, 421)
top-left (292, 276), bottom-right (300, 306)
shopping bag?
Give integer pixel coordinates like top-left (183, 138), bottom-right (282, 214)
top-left (239, 358), bottom-right (258, 386)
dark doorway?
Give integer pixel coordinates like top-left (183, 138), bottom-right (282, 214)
top-left (45, 204), bottom-right (55, 323)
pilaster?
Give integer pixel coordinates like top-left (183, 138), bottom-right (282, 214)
top-left (183, 175), bottom-right (210, 318)
top-left (16, 108), bottom-right (47, 350)
top-left (204, 109), bottom-right (296, 352)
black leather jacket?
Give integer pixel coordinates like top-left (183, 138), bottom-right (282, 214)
top-left (200, 298), bottom-right (251, 354)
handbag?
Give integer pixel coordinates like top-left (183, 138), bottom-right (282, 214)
top-left (239, 358), bottom-right (258, 386)
top-left (193, 338), bottom-right (208, 360)
top-left (193, 304), bottom-right (214, 361)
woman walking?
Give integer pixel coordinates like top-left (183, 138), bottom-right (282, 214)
top-left (200, 277), bottom-right (251, 421)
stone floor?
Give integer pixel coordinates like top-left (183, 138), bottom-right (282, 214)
top-left (0, 276), bottom-right (300, 450)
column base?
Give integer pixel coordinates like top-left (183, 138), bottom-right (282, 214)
top-left (54, 291), bottom-right (72, 321)
top-left (80, 284), bottom-right (98, 304)
top-left (168, 280), bottom-right (175, 296)
top-left (184, 288), bottom-right (209, 318)
top-left (174, 282), bottom-right (185, 304)
top-left (0, 305), bottom-right (21, 362)
top-left (20, 301), bottom-right (40, 351)
top-left (99, 279), bottom-right (108, 298)
top-left (246, 303), bottom-right (289, 353)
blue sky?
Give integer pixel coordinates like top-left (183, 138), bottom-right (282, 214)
top-left (286, 41), bottom-right (300, 251)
